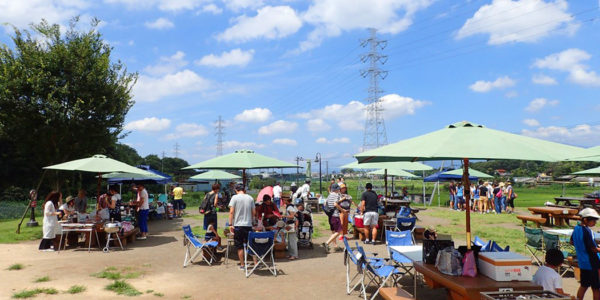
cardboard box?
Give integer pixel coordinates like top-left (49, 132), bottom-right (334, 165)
top-left (478, 252), bottom-right (532, 281)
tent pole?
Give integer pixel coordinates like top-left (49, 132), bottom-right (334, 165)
top-left (463, 158), bottom-right (471, 249)
top-left (437, 181), bottom-right (440, 207)
top-left (422, 170), bottom-right (426, 206)
top-left (384, 169), bottom-right (388, 206)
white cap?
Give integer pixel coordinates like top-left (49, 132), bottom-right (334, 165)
top-left (579, 208), bottom-right (600, 219)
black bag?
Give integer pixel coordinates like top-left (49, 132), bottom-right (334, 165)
top-left (423, 239), bottom-right (454, 264)
top-left (199, 193), bottom-right (213, 214)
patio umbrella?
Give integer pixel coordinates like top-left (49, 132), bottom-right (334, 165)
top-left (355, 121), bottom-right (593, 247)
top-left (44, 154), bottom-right (156, 197)
top-left (340, 161), bottom-right (432, 171)
top-left (442, 168), bottom-right (493, 179)
top-left (257, 186), bottom-right (274, 204)
top-left (188, 170), bottom-right (241, 181)
top-left (368, 168), bottom-right (418, 178)
top-left (573, 166), bottom-right (600, 175)
top-left (183, 150), bottom-right (297, 187)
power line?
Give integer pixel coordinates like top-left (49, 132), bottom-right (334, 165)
top-left (173, 142), bottom-right (180, 159)
top-left (215, 115), bottom-right (225, 157)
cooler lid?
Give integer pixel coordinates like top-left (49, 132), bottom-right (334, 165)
top-left (479, 251), bottom-right (531, 265)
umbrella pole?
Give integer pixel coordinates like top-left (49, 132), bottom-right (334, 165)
top-left (384, 169), bottom-right (388, 206)
top-left (462, 158), bottom-right (471, 249)
top-left (242, 169), bottom-right (246, 189)
top-left (97, 172), bottom-right (102, 200)
top-left (422, 170), bottom-right (426, 206)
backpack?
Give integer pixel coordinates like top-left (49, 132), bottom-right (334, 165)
top-left (199, 193), bottom-right (214, 214)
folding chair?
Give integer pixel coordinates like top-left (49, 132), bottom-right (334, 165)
top-left (182, 225), bottom-right (218, 267)
top-left (543, 231), bottom-right (574, 277)
top-left (343, 237), bottom-right (383, 295)
top-left (244, 230), bottom-right (277, 277)
top-left (473, 236), bottom-right (491, 252)
top-left (385, 230), bottom-right (414, 273)
top-left (356, 243), bottom-right (404, 300)
top-left (524, 227), bottom-right (543, 265)
top-left (489, 241), bottom-right (510, 252)
top-left (395, 217), bottom-right (416, 232)
top-left (398, 206), bottom-right (411, 217)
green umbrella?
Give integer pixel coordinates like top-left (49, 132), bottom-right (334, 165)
top-left (442, 168), bottom-right (493, 179)
top-left (368, 168), bottom-right (418, 178)
top-left (101, 172), bottom-right (166, 179)
top-left (189, 170), bottom-right (241, 181)
top-left (355, 121), bottom-right (593, 247)
top-left (567, 146), bottom-right (600, 162)
top-left (183, 150), bottom-right (297, 186)
top-left (340, 161), bottom-right (432, 171)
top-left (573, 166), bottom-right (600, 175)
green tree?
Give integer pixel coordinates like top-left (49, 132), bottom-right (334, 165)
top-left (0, 18), bottom-right (137, 189)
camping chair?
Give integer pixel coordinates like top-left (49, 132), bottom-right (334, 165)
top-left (385, 230), bottom-right (415, 273)
top-left (356, 243), bottom-right (404, 300)
top-left (473, 236), bottom-right (491, 252)
top-left (543, 231), bottom-right (575, 277)
top-left (182, 225), bottom-right (218, 267)
top-left (398, 206), bottom-right (411, 217)
top-left (343, 237), bottom-right (383, 295)
top-left (244, 230), bottom-right (277, 277)
top-left (524, 227), bottom-right (544, 265)
top-left (395, 217), bottom-right (416, 244)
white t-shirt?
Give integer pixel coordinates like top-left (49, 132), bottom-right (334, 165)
top-left (273, 185), bottom-right (282, 198)
top-left (139, 189), bottom-right (149, 210)
top-left (229, 193), bottom-right (254, 227)
top-left (299, 184), bottom-right (310, 197)
top-left (532, 265), bottom-right (562, 292)
top-left (59, 203), bottom-right (75, 214)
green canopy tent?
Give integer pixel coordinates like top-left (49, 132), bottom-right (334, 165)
top-left (355, 121), bottom-right (594, 247)
top-left (188, 170), bottom-right (242, 181)
top-left (442, 168), bottom-right (493, 179)
top-left (368, 168), bottom-right (418, 178)
top-left (44, 154), bottom-right (157, 198)
top-left (183, 150), bottom-right (297, 187)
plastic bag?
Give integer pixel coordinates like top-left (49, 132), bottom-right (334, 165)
top-left (462, 250), bottom-right (477, 277)
top-left (435, 246), bottom-right (462, 276)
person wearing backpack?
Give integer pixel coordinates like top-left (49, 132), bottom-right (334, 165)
top-left (492, 183), bottom-right (502, 214)
top-left (200, 183), bottom-right (220, 230)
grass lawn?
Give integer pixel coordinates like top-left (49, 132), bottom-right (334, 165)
top-left (0, 219), bottom-right (42, 244)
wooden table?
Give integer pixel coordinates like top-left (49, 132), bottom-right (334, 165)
top-left (554, 197), bottom-right (597, 208)
top-left (528, 206), bottom-right (579, 226)
top-left (379, 287), bottom-right (414, 300)
top-left (414, 262), bottom-right (542, 300)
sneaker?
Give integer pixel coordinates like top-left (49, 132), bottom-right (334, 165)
top-left (41, 248), bottom-right (55, 252)
top-left (364, 239), bottom-right (370, 245)
top-left (137, 236), bottom-right (147, 240)
top-left (238, 265), bottom-right (245, 270)
top-left (322, 242), bottom-right (329, 253)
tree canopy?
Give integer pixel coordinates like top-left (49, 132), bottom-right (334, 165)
top-left (0, 18), bottom-right (137, 189)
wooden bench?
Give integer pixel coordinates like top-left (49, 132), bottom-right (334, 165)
top-left (517, 215), bottom-right (546, 227)
top-left (379, 287), bottom-right (415, 300)
top-left (117, 228), bottom-right (140, 247)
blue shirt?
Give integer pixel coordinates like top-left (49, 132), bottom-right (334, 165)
top-left (456, 187), bottom-right (463, 197)
top-left (572, 224), bottom-right (600, 270)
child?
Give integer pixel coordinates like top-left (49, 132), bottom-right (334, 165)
top-left (204, 220), bottom-right (222, 247)
top-left (571, 208), bottom-right (600, 300)
top-left (532, 249), bottom-right (570, 297)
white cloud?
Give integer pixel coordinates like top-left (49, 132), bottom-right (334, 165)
top-left (534, 48), bottom-right (600, 86)
top-left (532, 74), bottom-right (558, 85)
top-left (469, 76), bottom-right (515, 92)
top-left (222, 0), bottom-right (264, 11)
top-left (223, 140), bottom-right (265, 149)
top-left (218, 6), bottom-right (302, 42)
top-left (200, 3), bottom-right (223, 14)
top-left (196, 48), bottom-right (254, 67)
top-left (144, 17), bottom-right (174, 30)
top-left (143, 51), bottom-right (188, 75)
top-left (133, 70), bottom-right (213, 102)
top-left (125, 117), bottom-right (171, 131)
top-left (299, 0), bottom-right (434, 52)
top-left (316, 137), bottom-right (351, 144)
top-left (457, 0), bottom-right (578, 45)
top-left (234, 107), bottom-right (272, 122)
top-left (505, 91), bottom-right (518, 98)
top-left (272, 138), bottom-right (297, 146)
top-left (258, 120), bottom-right (298, 135)
top-left (0, 0), bottom-right (88, 30)
top-left (521, 124), bottom-right (600, 147)
top-left (307, 119), bottom-right (332, 132)
top-left (104, 0), bottom-right (207, 11)
top-left (296, 94), bottom-right (429, 130)
top-left (164, 123), bottom-right (209, 140)
top-left (525, 98), bottom-right (559, 112)
top-left (522, 118), bottom-right (540, 127)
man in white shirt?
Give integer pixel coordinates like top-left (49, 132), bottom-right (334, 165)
top-left (296, 180), bottom-right (311, 204)
top-left (273, 182), bottom-right (282, 210)
top-left (229, 184), bottom-right (256, 270)
top-left (137, 183), bottom-right (149, 239)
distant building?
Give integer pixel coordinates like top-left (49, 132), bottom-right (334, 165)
top-left (537, 173), bottom-right (552, 182)
top-left (495, 169), bottom-right (510, 176)
top-left (514, 177), bottom-right (536, 184)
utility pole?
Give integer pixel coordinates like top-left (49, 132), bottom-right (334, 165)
top-left (315, 153), bottom-right (322, 195)
top-left (295, 156), bottom-right (304, 184)
top-left (361, 28), bottom-right (388, 151)
top-left (174, 142), bottom-right (180, 159)
top-left (215, 115), bottom-right (225, 157)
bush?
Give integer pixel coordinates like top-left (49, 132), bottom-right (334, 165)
top-left (1, 186), bottom-right (29, 202)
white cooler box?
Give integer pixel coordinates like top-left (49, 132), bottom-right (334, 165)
top-left (478, 251), bottom-right (532, 281)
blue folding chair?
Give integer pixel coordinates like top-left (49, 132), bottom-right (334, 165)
top-left (398, 206), bottom-right (411, 217)
top-left (182, 225), bottom-right (218, 267)
top-left (395, 217), bottom-right (416, 232)
top-left (356, 242), bottom-right (404, 300)
top-left (473, 236), bottom-right (491, 252)
top-left (343, 237), bottom-right (384, 295)
top-left (244, 230), bottom-right (277, 277)
top-left (385, 230), bottom-right (415, 273)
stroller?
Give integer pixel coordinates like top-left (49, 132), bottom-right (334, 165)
top-left (297, 210), bottom-right (313, 248)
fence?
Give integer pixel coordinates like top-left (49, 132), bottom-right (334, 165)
top-left (0, 202), bottom-right (28, 219)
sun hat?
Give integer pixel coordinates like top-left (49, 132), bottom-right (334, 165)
top-left (579, 208), bottom-right (600, 219)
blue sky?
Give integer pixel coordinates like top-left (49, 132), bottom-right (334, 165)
top-left (2, 0), bottom-right (600, 171)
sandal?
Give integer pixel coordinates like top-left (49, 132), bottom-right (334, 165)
top-left (289, 256), bottom-right (298, 260)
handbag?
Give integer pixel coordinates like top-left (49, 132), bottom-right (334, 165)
top-left (435, 246), bottom-right (462, 276)
top-left (462, 250), bottom-right (477, 277)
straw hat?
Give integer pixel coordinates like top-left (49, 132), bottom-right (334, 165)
top-left (579, 208), bottom-right (600, 219)
top-left (499, 182), bottom-right (505, 187)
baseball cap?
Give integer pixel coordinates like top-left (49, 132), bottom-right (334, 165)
top-left (579, 208), bottom-right (600, 219)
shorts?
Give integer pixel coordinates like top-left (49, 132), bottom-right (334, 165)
top-left (233, 226), bottom-right (252, 249)
top-left (330, 216), bottom-right (342, 232)
top-left (507, 198), bottom-right (515, 208)
top-left (580, 269), bottom-right (600, 289)
top-left (363, 211), bottom-right (379, 226)
top-left (173, 199), bottom-right (185, 210)
top-left (203, 213), bottom-right (217, 230)
top-left (456, 196), bottom-right (465, 204)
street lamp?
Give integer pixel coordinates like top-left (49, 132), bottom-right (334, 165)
top-left (315, 153), bottom-right (322, 195)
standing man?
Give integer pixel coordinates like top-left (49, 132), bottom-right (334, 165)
top-left (448, 181), bottom-right (456, 211)
top-left (228, 183), bottom-right (256, 270)
top-left (297, 179), bottom-right (311, 205)
top-left (571, 208), bottom-right (600, 300)
top-left (273, 182), bottom-right (282, 210)
top-left (172, 183), bottom-right (185, 218)
top-left (74, 189), bottom-right (88, 214)
top-left (136, 183), bottom-right (149, 240)
top-left (360, 183), bottom-right (379, 245)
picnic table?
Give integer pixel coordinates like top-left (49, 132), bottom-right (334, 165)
top-left (554, 197), bottom-right (597, 208)
top-left (414, 262), bottom-right (542, 300)
top-left (528, 206), bottom-right (579, 227)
